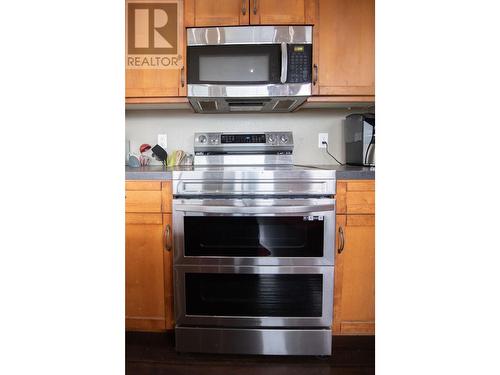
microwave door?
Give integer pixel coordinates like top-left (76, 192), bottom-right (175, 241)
top-left (187, 44), bottom-right (282, 85)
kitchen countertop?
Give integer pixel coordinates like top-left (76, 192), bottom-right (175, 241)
top-left (125, 165), bottom-right (374, 180)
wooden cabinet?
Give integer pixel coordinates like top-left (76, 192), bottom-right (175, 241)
top-left (125, 181), bottom-right (174, 331)
top-left (185, 0), bottom-right (316, 27)
top-left (185, 0), bottom-right (249, 26)
top-left (125, 0), bottom-right (185, 98)
top-left (315, 0), bottom-right (375, 96)
top-left (250, 0), bottom-right (316, 25)
top-left (333, 179), bottom-right (375, 335)
top-left (126, 213), bottom-right (166, 331)
top-left (126, 69), bottom-right (183, 98)
top-left (336, 180), bottom-right (375, 215)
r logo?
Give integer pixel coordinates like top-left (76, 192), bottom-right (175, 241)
top-left (127, 2), bottom-right (178, 55)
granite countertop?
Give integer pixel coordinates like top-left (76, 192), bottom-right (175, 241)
top-left (125, 164), bottom-right (374, 180)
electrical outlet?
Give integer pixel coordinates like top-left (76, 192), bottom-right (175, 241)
top-left (158, 134), bottom-right (167, 150)
top-left (318, 133), bottom-right (328, 148)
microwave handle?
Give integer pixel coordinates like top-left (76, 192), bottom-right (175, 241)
top-left (280, 42), bottom-right (288, 83)
top-left (174, 203), bottom-right (334, 215)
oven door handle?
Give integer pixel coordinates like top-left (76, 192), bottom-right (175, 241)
top-left (174, 204), bottom-right (335, 214)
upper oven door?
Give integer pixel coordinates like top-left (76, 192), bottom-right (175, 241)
top-left (173, 198), bottom-right (335, 266)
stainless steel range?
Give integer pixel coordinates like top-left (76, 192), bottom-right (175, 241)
top-left (172, 132), bottom-right (336, 356)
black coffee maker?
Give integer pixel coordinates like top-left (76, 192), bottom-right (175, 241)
top-left (345, 113), bottom-right (375, 166)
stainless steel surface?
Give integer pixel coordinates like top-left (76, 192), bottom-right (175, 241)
top-left (173, 198), bottom-right (335, 266)
top-left (172, 165), bottom-right (336, 182)
top-left (172, 166), bottom-right (336, 196)
top-left (188, 83), bottom-right (311, 97)
top-left (188, 95), bottom-right (307, 113)
top-left (175, 327), bottom-right (332, 356)
top-left (174, 198), bottom-right (334, 214)
top-left (187, 26), bottom-right (312, 46)
top-left (173, 178), bottom-right (335, 196)
top-left (194, 131), bottom-right (294, 152)
top-left (280, 42), bottom-right (287, 83)
top-left (194, 154), bottom-right (294, 165)
top-left (187, 26), bottom-right (312, 112)
top-left (173, 140), bottom-right (336, 355)
top-left (193, 131), bottom-right (294, 165)
top-left (174, 265), bottom-right (333, 327)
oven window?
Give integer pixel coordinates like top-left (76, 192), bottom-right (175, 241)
top-left (184, 216), bottom-right (324, 257)
top-left (188, 44), bottom-right (281, 84)
top-left (185, 273), bottom-right (323, 317)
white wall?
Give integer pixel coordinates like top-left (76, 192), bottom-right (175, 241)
top-left (125, 108), bottom-right (361, 165)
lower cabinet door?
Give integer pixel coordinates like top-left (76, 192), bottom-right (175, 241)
top-left (333, 214), bottom-right (375, 334)
top-left (126, 213), bottom-right (167, 331)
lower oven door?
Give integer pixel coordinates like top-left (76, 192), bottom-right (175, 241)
top-left (173, 198), bottom-right (335, 266)
top-left (174, 265), bottom-right (333, 328)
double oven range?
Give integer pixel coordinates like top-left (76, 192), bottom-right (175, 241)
top-left (172, 132), bottom-right (336, 355)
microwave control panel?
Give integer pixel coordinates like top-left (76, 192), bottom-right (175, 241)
top-left (287, 44), bottom-right (312, 83)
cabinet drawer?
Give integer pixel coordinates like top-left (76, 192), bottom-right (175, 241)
top-left (125, 181), bottom-right (161, 191)
top-left (126, 191), bottom-right (162, 213)
top-left (337, 180), bottom-right (375, 214)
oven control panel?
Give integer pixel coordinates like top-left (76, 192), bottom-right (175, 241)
top-left (194, 132), bottom-right (294, 148)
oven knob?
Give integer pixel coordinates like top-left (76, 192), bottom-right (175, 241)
top-left (210, 137), bottom-right (218, 144)
top-left (267, 135), bottom-right (276, 143)
top-left (280, 135), bottom-right (289, 143)
top-left (198, 135), bottom-right (207, 144)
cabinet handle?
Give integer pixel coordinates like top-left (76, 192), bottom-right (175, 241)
top-left (338, 226), bottom-right (345, 254)
top-left (313, 64), bottom-right (318, 86)
top-left (253, 0), bottom-right (257, 15)
top-left (180, 66), bottom-right (185, 87)
top-left (164, 224), bottom-right (172, 251)
top-left (241, 0), bottom-right (246, 15)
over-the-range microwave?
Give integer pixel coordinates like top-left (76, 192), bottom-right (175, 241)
top-left (186, 26), bottom-right (312, 113)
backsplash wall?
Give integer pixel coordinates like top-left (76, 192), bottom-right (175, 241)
top-left (125, 109), bottom-right (360, 165)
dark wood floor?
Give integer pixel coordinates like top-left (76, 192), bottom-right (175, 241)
top-left (126, 332), bottom-right (375, 375)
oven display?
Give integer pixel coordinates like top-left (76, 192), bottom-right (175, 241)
top-left (221, 134), bottom-right (266, 144)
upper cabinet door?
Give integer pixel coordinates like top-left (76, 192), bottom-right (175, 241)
top-left (250, 0), bottom-right (316, 25)
top-left (126, 69), bottom-right (181, 98)
top-left (316, 0), bottom-right (374, 95)
top-left (125, 0), bottom-right (185, 98)
top-left (185, 0), bottom-right (250, 27)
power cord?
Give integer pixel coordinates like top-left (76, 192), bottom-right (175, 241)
top-left (322, 141), bottom-right (344, 165)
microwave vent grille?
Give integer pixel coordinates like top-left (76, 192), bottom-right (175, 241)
top-left (198, 100), bottom-right (218, 112)
top-left (273, 99), bottom-right (297, 111)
